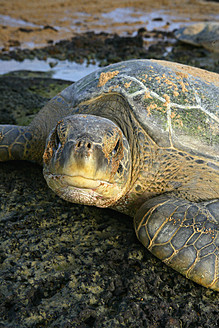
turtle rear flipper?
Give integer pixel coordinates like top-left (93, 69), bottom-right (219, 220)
top-left (134, 195), bottom-right (219, 291)
top-left (0, 125), bottom-right (43, 164)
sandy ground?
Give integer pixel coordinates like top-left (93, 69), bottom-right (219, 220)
top-left (0, 0), bottom-right (219, 49)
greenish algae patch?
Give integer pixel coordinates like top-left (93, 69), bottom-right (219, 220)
top-left (143, 96), bottom-right (168, 125)
top-left (172, 106), bottom-right (218, 145)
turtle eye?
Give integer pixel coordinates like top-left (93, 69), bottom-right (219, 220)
top-left (112, 139), bottom-right (120, 156)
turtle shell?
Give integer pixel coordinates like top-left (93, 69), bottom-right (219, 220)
top-left (175, 22), bottom-right (219, 53)
top-left (58, 59), bottom-right (219, 161)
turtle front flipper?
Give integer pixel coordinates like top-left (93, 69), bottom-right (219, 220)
top-left (0, 125), bottom-right (31, 162)
top-left (134, 195), bottom-right (219, 291)
top-left (0, 125), bottom-right (42, 164)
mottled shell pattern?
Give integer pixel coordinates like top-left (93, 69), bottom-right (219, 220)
top-left (58, 59), bottom-right (219, 161)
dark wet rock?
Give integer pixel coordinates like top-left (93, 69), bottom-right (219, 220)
top-left (0, 50), bottom-right (219, 327)
top-left (1, 30), bottom-right (218, 73)
top-left (2, 31), bottom-right (150, 67)
top-left (168, 42), bottom-right (219, 73)
top-left (18, 28), bottom-right (34, 33)
top-left (0, 72), bottom-right (71, 125)
top-left (43, 25), bottom-right (58, 32)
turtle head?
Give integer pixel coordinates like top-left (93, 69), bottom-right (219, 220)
top-left (43, 114), bottom-right (131, 207)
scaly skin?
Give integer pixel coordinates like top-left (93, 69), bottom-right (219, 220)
top-left (134, 195), bottom-right (219, 290)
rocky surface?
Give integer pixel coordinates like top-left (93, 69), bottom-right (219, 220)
top-left (1, 30), bottom-right (218, 73)
top-left (0, 158), bottom-right (218, 328)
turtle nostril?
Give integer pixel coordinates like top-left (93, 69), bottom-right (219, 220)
top-left (75, 140), bottom-right (92, 150)
top-left (77, 141), bottom-right (81, 148)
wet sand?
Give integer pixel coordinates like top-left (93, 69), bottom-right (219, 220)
top-left (0, 0), bottom-right (219, 49)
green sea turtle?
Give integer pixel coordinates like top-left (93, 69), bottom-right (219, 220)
top-left (175, 22), bottom-right (219, 53)
top-left (0, 59), bottom-right (219, 291)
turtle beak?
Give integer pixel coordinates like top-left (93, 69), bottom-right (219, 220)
top-left (55, 135), bottom-right (111, 187)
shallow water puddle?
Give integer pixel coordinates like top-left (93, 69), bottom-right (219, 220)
top-left (100, 8), bottom-right (190, 32)
top-left (69, 8), bottom-right (194, 35)
top-left (1, 9), bottom-right (188, 32)
top-left (0, 14), bottom-right (43, 28)
top-left (0, 58), bottom-right (100, 81)
top-left (0, 8), bottom-right (194, 43)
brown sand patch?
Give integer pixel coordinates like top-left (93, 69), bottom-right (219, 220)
top-left (0, 0), bottom-right (219, 50)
